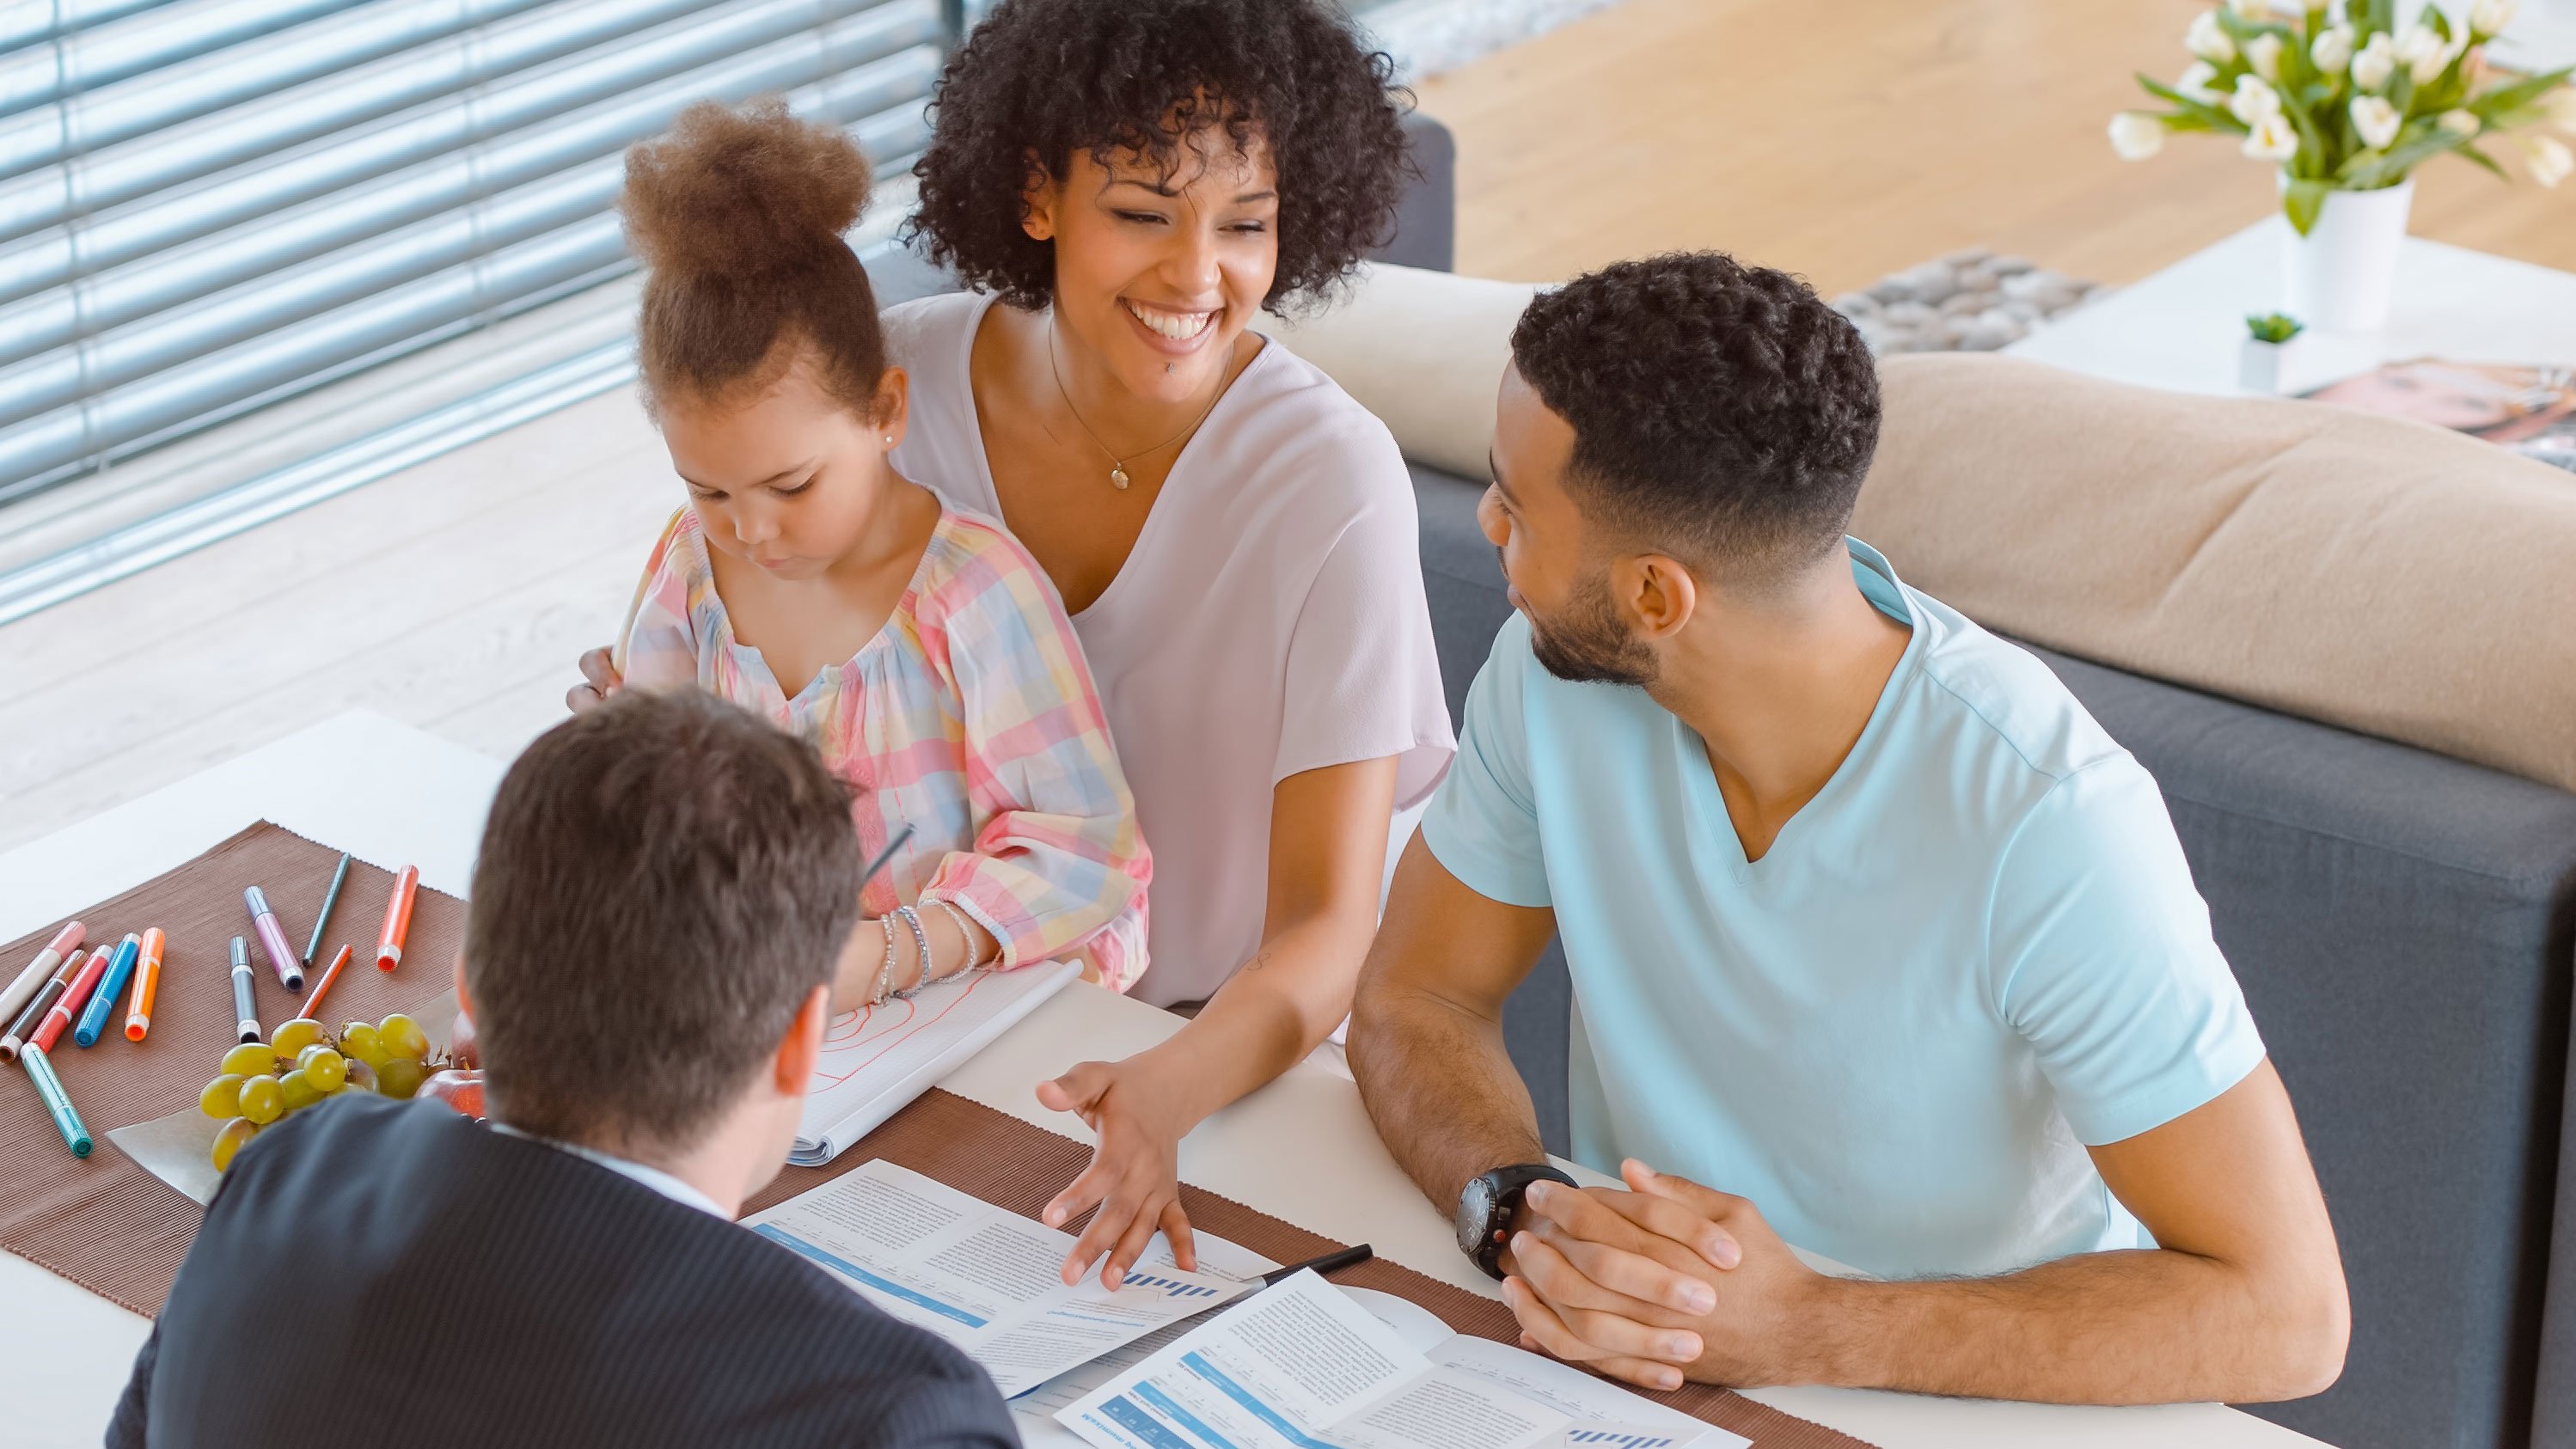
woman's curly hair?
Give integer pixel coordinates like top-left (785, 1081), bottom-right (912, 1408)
top-left (908, 0), bottom-right (1412, 314)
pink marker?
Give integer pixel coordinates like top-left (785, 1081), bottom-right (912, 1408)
top-left (244, 885), bottom-right (304, 993)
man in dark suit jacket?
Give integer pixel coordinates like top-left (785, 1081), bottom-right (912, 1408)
top-left (110, 691), bottom-right (1019, 1449)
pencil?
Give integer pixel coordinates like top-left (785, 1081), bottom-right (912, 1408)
top-left (21, 1045), bottom-right (91, 1158)
top-left (304, 852), bottom-right (351, 969)
top-left (124, 927), bottom-right (165, 1041)
top-left (299, 945), bottom-right (354, 1021)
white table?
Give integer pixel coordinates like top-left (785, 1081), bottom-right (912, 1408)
top-left (2006, 219), bottom-right (2576, 396)
top-left (0, 711), bottom-right (2328, 1449)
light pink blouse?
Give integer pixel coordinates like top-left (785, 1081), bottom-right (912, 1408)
top-left (884, 292), bottom-right (1455, 1006)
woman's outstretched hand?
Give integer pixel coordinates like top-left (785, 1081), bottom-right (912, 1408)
top-left (1037, 1058), bottom-right (1196, 1289)
top-left (566, 646), bottom-right (623, 713)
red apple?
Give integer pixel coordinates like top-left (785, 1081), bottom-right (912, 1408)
top-left (446, 1010), bottom-right (479, 1069)
top-left (419, 1068), bottom-right (485, 1120)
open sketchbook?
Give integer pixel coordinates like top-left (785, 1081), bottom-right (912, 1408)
top-left (792, 960), bottom-right (1079, 1165)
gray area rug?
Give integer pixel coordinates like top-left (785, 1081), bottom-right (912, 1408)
top-left (1833, 249), bottom-right (2108, 354)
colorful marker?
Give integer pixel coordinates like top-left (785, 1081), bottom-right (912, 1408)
top-left (21, 1045), bottom-right (92, 1158)
top-left (32, 945), bottom-right (108, 1055)
top-left (75, 932), bottom-right (141, 1048)
top-left (125, 926), bottom-right (165, 1041)
top-left (304, 851), bottom-right (351, 969)
top-left (224, 935), bottom-right (258, 1044)
top-left (1, 951), bottom-right (79, 1064)
top-left (299, 945), bottom-right (353, 1021)
top-left (244, 886), bottom-right (303, 993)
top-left (376, 865), bottom-right (419, 973)
top-left (1, 920), bottom-right (81, 1025)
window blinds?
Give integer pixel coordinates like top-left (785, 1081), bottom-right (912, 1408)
top-left (0, 0), bottom-right (945, 509)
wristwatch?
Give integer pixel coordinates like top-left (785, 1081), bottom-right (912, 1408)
top-left (1456, 1163), bottom-right (1577, 1280)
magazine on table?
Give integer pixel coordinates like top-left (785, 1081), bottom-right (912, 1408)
top-left (2304, 358), bottom-right (2576, 474)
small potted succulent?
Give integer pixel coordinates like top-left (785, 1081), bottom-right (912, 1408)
top-left (2240, 311), bottom-right (2309, 393)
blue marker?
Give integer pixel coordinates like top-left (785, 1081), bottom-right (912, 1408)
top-left (74, 932), bottom-right (141, 1048)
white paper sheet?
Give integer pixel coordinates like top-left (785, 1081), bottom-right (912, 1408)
top-left (791, 960), bottom-right (1080, 1165)
top-left (745, 1159), bottom-right (1254, 1397)
top-left (1057, 1272), bottom-right (1749, 1449)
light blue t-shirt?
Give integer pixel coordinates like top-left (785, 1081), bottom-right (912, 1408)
top-left (1421, 539), bottom-right (2265, 1279)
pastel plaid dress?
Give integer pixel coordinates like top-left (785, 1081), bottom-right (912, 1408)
top-left (617, 504), bottom-right (1151, 989)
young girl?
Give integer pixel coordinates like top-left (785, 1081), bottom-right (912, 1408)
top-left (610, 98), bottom-right (1148, 1002)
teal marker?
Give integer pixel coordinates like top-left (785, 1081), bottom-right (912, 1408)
top-left (21, 1045), bottom-right (91, 1157)
top-left (73, 933), bottom-right (140, 1048)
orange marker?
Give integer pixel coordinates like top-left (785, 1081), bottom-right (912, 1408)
top-left (123, 927), bottom-right (165, 1041)
top-left (300, 945), bottom-right (354, 1019)
top-left (376, 865), bottom-right (419, 972)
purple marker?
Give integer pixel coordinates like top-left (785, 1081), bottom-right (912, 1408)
top-left (244, 886), bottom-right (304, 993)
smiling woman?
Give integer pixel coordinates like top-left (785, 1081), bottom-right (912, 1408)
top-left (864, 0), bottom-right (1459, 1290)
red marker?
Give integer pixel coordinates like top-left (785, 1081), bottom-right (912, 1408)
top-left (376, 865), bottom-right (419, 972)
top-left (300, 945), bottom-right (354, 1020)
top-left (31, 945), bottom-right (110, 1055)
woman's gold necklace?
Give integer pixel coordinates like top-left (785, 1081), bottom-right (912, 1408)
top-left (1048, 314), bottom-right (1227, 490)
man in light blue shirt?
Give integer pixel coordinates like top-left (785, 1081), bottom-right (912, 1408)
top-left (1348, 253), bottom-right (2348, 1407)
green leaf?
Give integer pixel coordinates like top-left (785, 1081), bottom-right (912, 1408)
top-left (2363, 0), bottom-right (2395, 34)
top-left (2455, 140), bottom-right (2508, 179)
top-left (2469, 65), bottom-right (2576, 116)
top-left (2283, 178), bottom-right (2331, 235)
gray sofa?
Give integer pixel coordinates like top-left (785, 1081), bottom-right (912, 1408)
top-left (874, 113), bottom-right (2576, 1449)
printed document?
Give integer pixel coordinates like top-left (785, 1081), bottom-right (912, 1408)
top-left (790, 960), bottom-right (1080, 1165)
top-left (746, 1159), bottom-right (1252, 1395)
top-left (1058, 1271), bottom-right (1747, 1449)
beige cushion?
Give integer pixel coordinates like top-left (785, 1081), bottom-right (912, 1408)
top-left (1253, 262), bottom-right (1539, 479)
top-left (1854, 352), bottom-right (2576, 793)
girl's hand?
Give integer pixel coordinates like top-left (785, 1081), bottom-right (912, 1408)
top-left (1037, 1057), bottom-right (1196, 1289)
top-left (566, 646), bottom-right (624, 713)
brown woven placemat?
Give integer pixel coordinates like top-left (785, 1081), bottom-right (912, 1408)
top-left (6, 823), bottom-right (1870, 1448)
top-left (0, 822), bottom-right (461, 1315)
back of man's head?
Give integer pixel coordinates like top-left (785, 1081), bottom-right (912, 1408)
top-left (465, 690), bottom-right (858, 1157)
top-left (1508, 251), bottom-right (1882, 588)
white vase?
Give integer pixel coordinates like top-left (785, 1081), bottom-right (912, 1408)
top-left (2279, 178), bottom-right (2414, 333)
top-left (2238, 334), bottom-right (2306, 394)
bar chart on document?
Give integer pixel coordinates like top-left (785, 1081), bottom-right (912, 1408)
top-left (791, 959), bottom-right (1082, 1165)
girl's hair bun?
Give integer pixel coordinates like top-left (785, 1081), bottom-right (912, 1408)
top-left (619, 96), bottom-right (874, 281)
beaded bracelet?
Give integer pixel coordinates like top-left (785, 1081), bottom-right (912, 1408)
top-left (869, 917), bottom-right (898, 1006)
top-left (890, 906), bottom-right (935, 1000)
top-left (927, 899), bottom-right (992, 978)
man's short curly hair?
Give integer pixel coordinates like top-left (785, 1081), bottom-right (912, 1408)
top-left (1510, 253), bottom-right (1882, 584)
top-left (908, 0), bottom-right (1410, 313)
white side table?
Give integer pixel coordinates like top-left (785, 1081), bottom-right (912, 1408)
top-left (2004, 219), bottom-right (2576, 396)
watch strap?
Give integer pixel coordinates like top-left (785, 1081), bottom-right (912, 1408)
top-left (1467, 1164), bottom-right (1578, 1279)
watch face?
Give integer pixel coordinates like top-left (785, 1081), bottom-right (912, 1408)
top-left (1456, 1173), bottom-right (1498, 1256)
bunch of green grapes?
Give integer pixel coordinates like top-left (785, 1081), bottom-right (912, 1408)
top-left (200, 1012), bottom-right (439, 1171)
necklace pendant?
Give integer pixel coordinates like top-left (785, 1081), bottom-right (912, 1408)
top-left (1110, 464), bottom-right (1131, 491)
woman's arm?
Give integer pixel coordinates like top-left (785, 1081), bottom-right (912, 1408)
top-left (1038, 754), bottom-right (1398, 1287)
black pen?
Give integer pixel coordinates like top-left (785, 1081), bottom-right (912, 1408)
top-left (1261, 1243), bottom-right (1372, 1287)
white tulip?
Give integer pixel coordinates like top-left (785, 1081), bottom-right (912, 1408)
top-left (2395, 24), bottom-right (2452, 84)
top-left (2187, 10), bottom-right (2236, 64)
top-left (2524, 133), bottom-right (2574, 186)
top-left (2108, 112), bottom-right (2167, 161)
top-left (2471, 0), bottom-right (2518, 37)
top-left (2243, 112), bottom-right (2303, 162)
top-left (2352, 33), bottom-right (2398, 90)
top-left (2437, 107), bottom-right (2482, 137)
top-left (2310, 24), bottom-right (2354, 76)
top-left (2229, 73), bottom-right (2286, 125)
top-left (2351, 94), bottom-right (2403, 149)
top-left (2245, 33), bottom-right (2285, 81)
top-left (2178, 61), bottom-right (2224, 102)
top-left (2542, 86), bottom-right (2576, 132)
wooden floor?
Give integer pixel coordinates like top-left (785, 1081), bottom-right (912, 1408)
top-left (5, 0), bottom-right (2573, 853)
